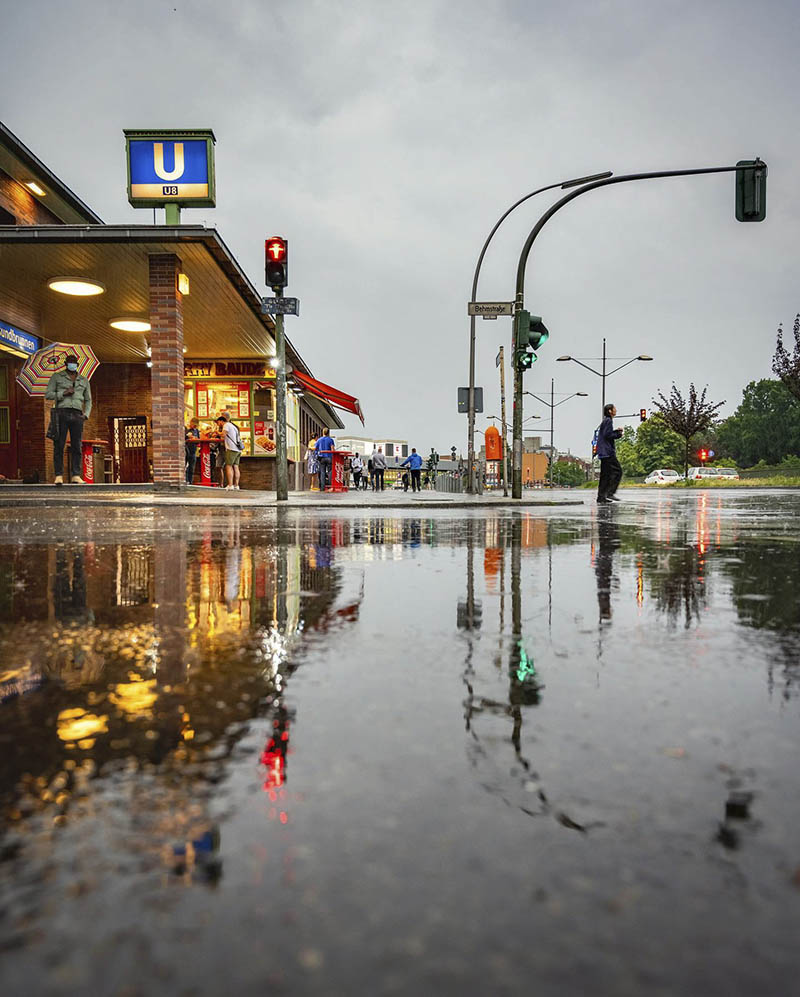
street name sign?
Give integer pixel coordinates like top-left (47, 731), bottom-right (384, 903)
top-left (261, 297), bottom-right (300, 316)
top-left (468, 301), bottom-right (513, 319)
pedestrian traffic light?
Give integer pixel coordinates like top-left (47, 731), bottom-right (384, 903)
top-left (514, 310), bottom-right (549, 372)
top-left (265, 236), bottom-right (288, 289)
top-left (640, 408), bottom-right (647, 422)
top-left (735, 159), bottom-right (767, 222)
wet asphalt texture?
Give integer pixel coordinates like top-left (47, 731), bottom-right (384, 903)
top-left (0, 489), bottom-right (799, 996)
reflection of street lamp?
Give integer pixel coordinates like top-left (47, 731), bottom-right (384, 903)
top-left (556, 340), bottom-right (652, 414)
top-left (524, 382), bottom-right (588, 486)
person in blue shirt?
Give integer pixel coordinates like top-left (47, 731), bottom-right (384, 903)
top-left (401, 447), bottom-right (424, 492)
top-left (315, 428), bottom-right (336, 491)
top-left (596, 403), bottom-right (623, 503)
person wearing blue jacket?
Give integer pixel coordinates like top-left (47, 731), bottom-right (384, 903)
top-left (596, 403), bottom-right (623, 503)
top-left (401, 447), bottom-right (424, 492)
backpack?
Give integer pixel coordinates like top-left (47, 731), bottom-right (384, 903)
top-left (591, 425), bottom-right (600, 457)
top-left (229, 422), bottom-right (244, 451)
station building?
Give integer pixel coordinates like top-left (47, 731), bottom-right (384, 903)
top-left (0, 121), bottom-right (360, 488)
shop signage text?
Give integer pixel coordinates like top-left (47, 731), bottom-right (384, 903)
top-left (184, 360), bottom-right (276, 379)
top-left (0, 320), bottom-right (41, 356)
top-left (125, 129), bottom-right (216, 208)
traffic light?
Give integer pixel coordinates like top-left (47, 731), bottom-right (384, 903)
top-left (640, 408), bottom-right (647, 422)
top-left (697, 448), bottom-right (708, 463)
top-left (735, 160), bottom-right (767, 222)
top-left (265, 236), bottom-right (288, 289)
top-left (513, 310), bottom-right (549, 372)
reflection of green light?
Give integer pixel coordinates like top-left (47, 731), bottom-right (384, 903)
top-left (516, 643), bottom-right (537, 683)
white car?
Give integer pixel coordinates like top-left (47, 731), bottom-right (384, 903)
top-left (715, 467), bottom-right (740, 480)
top-left (644, 468), bottom-right (681, 484)
top-left (686, 466), bottom-right (721, 480)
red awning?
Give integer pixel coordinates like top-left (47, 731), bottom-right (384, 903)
top-left (291, 369), bottom-right (365, 425)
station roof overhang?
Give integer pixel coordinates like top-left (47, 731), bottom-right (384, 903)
top-left (0, 224), bottom-right (344, 428)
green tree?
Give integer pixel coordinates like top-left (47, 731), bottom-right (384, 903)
top-left (551, 459), bottom-right (585, 487)
top-left (773, 313), bottom-right (800, 402)
top-left (653, 383), bottom-right (725, 478)
top-left (616, 425), bottom-right (644, 477)
top-left (715, 379), bottom-right (800, 466)
top-left (634, 414), bottom-right (685, 474)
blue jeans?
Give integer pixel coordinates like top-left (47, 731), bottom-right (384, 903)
top-left (318, 457), bottom-right (332, 490)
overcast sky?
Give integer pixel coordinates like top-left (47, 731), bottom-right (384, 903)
top-left (3, 0), bottom-right (798, 457)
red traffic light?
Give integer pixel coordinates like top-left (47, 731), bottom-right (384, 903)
top-left (697, 448), bottom-right (708, 463)
top-left (266, 237), bottom-right (287, 262)
top-left (639, 408), bottom-right (647, 422)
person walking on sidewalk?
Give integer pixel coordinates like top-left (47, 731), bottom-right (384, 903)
top-left (400, 447), bottom-right (423, 492)
top-left (596, 403), bottom-right (623, 504)
top-left (350, 452), bottom-right (364, 490)
top-left (45, 354), bottom-right (92, 484)
top-left (371, 446), bottom-right (387, 491)
top-left (315, 428), bottom-right (336, 491)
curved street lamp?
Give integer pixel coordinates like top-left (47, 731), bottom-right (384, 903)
top-left (466, 170), bottom-right (613, 492)
top-left (524, 384), bottom-right (588, 486)
top-left (557, 341), bottom-right (652, 414)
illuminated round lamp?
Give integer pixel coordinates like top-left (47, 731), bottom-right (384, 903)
top-left (109, 317), bottom-right (151, 333)
top-left (269, 357), bottom-right (280, 369)
top-left (47, 276), bottom-right (105, 297)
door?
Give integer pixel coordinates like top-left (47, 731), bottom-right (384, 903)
top-left (108, 416), bottom-right (149, 483)
top-left (0, 362), bottom-right (19, 479)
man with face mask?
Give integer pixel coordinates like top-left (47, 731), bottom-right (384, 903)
top-left (45, 354), bottom-right (92, 484)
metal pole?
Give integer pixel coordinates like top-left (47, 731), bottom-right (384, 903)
top-left (601, 337), bottom-right (606, 415)
top-left (467, 315), bottom-right (477, 494)
top-left (499, 346), bottom-right (509, 497)
top-left (512, 348), bottom-right (522, 499)
top-left (549, 378), bottom-right (554, 487)
top-left (274, 303), bottom-right (288, 502)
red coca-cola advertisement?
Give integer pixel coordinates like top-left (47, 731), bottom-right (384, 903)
top-left (199, 441), bottom-right (213, 487)
top-left (82, 445), bottom-right (94, 484)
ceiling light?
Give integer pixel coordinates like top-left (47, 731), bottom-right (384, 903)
top-left (109, 317), bottom-right (151, 333)
top-left (48, 277), bottom-right (105, 297)
top-left (24, 181), bottom-right (46, 196)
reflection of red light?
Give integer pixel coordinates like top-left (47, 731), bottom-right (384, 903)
top-left (261, 742), bottom-right (285, 791)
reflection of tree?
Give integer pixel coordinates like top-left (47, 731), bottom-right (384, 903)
top-left (651, 534), bottom-right (708, 629)
top-left (720, 543), bottom-right (800, 699)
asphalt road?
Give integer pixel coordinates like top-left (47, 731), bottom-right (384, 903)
top-left (1, 490), bottom-right (798, 995)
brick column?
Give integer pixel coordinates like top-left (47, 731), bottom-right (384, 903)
top-left (149, 253), bottom-right (185, 488)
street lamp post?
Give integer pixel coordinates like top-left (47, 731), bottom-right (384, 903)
top-left (466, 171), bottom-right (613, 493)
top-left (523, 382), bottom-right (588, 486)
top-left (556, 341), bottom-right (653, 416)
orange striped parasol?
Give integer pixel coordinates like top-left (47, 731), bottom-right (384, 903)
top-left (17, 342), bottom-right (100, 397)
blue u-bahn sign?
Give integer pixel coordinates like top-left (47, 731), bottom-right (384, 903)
top-left (124, 129), bottom-right (216, 208)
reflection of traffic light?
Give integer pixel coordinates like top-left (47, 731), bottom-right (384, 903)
top-left (514, 310), bottom-right (549, 372)
top-left (265, 236), bottom-right (288, 289)
top-left (639, 408), bottom-right (647, 422)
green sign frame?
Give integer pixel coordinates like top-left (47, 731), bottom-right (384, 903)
top-left (124, 128), bottom-right (216, 209)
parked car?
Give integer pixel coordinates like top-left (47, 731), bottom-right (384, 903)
top-left (715, 467), bottom-right (740, 480)
top-left (686, 466), bottom-right (721, 480)
top-left (644, 468), bottom-right (681, 485)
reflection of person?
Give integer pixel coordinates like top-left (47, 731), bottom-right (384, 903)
top-left (371, 446), bottom-right (387, 491)
top-left (596, 403), bottom-right (623, 504)
top-left (45, 353), bottom-right (92, 484)
top-left (595, 512), bottom-right (618, 622)
top-left (401, 447), bottom-right (423, 492)
top-left (53, 547), bottom-right (88, 621)
top-left (315, 428), bottom-right (336, 491)
top-left (185, 418), bottom-right (200, 484)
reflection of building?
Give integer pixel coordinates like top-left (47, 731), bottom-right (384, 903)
top-left (0, 120), bottom-right (356, 488)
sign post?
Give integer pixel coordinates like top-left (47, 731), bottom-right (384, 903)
top-left (499, 346), bottom-right (509, 497)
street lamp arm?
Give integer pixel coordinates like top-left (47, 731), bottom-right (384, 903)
top-left (515, 164), bottom-right (746, 300)
top-left (605, 357), bottom-right (640, 377)
top-left (524, 393), bottom-right (549, 408)
top-left (553, 393), bottom-right (583, 407)
top-left (561, 357), bottom-right (601, 378)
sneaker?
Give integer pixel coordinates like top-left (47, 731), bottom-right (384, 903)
top-left (607, 495), bottom-right (621, 502)
top-left (597, 497), bottom-right (611, 503)
top-left (224, 485), bottom-right (233, 490)
top-left (71, 476), bottom-right (85, 484)
top-left (54, 475), bottom-right (63, 485)
top-left (234, 485), bottom-right (240, 490)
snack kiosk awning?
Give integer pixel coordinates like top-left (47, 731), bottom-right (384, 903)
top-left (291, 369), bottom-right (365, 425)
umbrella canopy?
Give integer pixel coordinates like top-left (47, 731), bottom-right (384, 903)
top-left (17, 342), bottom-right (100, 397)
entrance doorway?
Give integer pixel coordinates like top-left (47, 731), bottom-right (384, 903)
top-left (108, 416), bottom-right (149, 483)
top-left (0, 360), bottom-right (19, 479)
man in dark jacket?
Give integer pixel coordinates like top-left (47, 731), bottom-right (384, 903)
top-left (596, 403), bottom-right (623, 503)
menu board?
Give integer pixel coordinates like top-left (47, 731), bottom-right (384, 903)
top-left (254, 420), bottom-right (277, 456)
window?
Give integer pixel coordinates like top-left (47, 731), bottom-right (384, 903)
top-left (402, 445), bottom-right (408, 458)
top-left (385, 443), bottom-right (394, 457)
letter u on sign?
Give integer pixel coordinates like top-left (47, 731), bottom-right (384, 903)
top-left (153, 142), bottom-right (185, 181)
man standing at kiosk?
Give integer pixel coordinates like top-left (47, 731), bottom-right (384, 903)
top-left (45, 353), bottom-right (92, 484)
top-left (315, 427), bottom-right (336, 492)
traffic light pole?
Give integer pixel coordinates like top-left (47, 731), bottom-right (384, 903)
top-left (274, 299), bottom-right (289, 502)
top-left (499, 346), bottom-right (509, 497)
top-left (512, 162), bottom-right (758, 499)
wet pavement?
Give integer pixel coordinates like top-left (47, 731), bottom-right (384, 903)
top-left (1, 490), bottom-right (799, 996)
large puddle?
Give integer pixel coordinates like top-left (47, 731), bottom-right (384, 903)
top-left (1, 493), bottom-right (799, 994)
